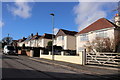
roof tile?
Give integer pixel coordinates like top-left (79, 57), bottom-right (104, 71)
top-left (56, 29), bottom-right (78, 37)
top-left (77, 18), bottom-right (117, 34)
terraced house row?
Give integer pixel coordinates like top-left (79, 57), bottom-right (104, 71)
top-left (14, 15), bottom-right (120, 56)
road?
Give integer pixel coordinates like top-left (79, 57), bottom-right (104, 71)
top-left (1, 54), bottom-right (119, 80)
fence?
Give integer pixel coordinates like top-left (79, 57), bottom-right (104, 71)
top-left (25, 48), bottom-right (120, 67)
top-left (86, 51), bottom-right (120, 67)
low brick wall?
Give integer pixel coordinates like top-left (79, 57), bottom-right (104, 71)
top-left (18, 50), bottom-right (22, 54)
top-left (26, 51), bottom-right (30, 56)
top-left (18, 49), bottom-right (26, 55)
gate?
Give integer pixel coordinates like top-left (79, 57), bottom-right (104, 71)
top-left (33, 48), bottom-right (40, 57)
top-left (86, 50), bottom-right (120, 67)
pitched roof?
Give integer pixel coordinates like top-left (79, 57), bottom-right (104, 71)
top-left (56, 29), bottom-right (78, 37)
top-left (18, 38), bottom-right (27, 42)
top-left (24, 35), bottom-right (33, 42)
top-left (40, 33), bottom-right (55, 39)
top-left (12, 40), bottom-right (18, 42)
top-left (24, 33), bottom-right (41, 41)
top-left (31, 35), bottom-right (41, 40)
top-left (77, 18), bottom-right (117, 34)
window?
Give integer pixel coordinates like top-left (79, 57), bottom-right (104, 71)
top-left (96, 31), bottom-right (107, 38)
top-left (58, 36), bottom-right (64, 41)
top-left (62, 36), bottom-right (64, 40)
top-left (58, 36), bottom-right (60, 40)
top-left (80, 34), bottom-right (88, 41)
top-left (78, 47), bottom-right (84, 52)
top-left (62, 45), bottom-right (64, 48)
top-left (38, 39), bottom-right (42, 43)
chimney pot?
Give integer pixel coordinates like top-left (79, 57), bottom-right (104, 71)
top-left (36, 32), bottom-right (38, 36)
top-left (23, 37), bottom-right (25, 39)
top-left (31, 33), bottom-right (33, 36)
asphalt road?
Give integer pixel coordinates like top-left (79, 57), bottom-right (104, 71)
top-left (1, 54), bottom-right (119, 80)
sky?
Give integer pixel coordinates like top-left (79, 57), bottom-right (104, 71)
top-left (1, 1), bottom-right (118, 40)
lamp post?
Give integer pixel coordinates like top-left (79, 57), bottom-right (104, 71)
top-left (7, 33), bottom-right (10, 45)
top-left (50, 13), bottom-right (54, 60)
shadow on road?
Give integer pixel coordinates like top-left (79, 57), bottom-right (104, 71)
top-left (1, 68), bottom-right (120, 80)
top-left (2, 55), bottom-right (19, 60)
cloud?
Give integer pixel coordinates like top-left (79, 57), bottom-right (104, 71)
top-left (15, 0), bottom-right (34, 2)
top-left (0, 21), bottom-right (4, 27)
top-left (8, 0), bottom-right (32, 19)
top-left (54, 28), bottom-right (59, 35)
top-left (74, 2), bottom-right (108, 31)
top-left (78, 0), bottom-right (119, 2)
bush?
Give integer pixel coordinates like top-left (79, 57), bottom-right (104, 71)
top-left (26, 49), bottom-right (30, 52)
top-left (46, 45), bottom-right (63, 51)
top-left (47, 41), bottom-right (52, 46)
top-left (85, 37), bottom-right (115, 52)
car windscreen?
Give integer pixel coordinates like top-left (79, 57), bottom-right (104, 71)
top-left (7, 46), bottom-right (15, 50)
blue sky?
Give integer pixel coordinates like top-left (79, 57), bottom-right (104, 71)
top-left (2, 2), bottom-right (117, 40)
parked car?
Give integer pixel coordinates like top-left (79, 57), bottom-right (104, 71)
top-left (3, 45), bottom-right (17, 55)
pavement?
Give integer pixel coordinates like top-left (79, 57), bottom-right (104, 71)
top-left (29, 56), bottom-right (120, 79)
top-left (2, 54), bottom-right (120, 80)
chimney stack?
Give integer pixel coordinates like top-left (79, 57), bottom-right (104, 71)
top-left (31, 33), bottom-right (33, 36)
top-left (36, 32), bottom-right (38, 36)
top-left (114, 13), bottom-right (120, 27)
top-left (23, 37), bottom-right (25, 39)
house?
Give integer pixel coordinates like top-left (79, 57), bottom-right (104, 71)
top-left (17, 33), bottom-right (54, 48)
top-left (54, 29), bottom-right (78, 51)
top-left (38, 33), bottom-right (55, 48)
top-left (30, 33), bottom-right (41, 47)
top-left (24, 33), bottom-right (41, 47)
top-left (11, 40), bottom-right (18, 47)
top-left (76, 17), bottom-right (120, 54)
top-left (24, 33), bottom-right (34, 47)
top-left (17, 37), bottom-right (27, 47)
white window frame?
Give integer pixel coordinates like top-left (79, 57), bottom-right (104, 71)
top-left (80, 34), bottom-right (89, 41)
top-left (96, 31), bottom-right (107, 38)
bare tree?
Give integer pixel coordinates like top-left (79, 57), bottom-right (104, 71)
top-left (2, 37), bottom-right (13, 45)
top-left (84, 37), bottom-right (116, 52)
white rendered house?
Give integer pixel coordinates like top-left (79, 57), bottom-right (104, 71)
top-left (76, 18), bottom-right (120, 54)
top-left (54, 29), bottom-right (78, 50)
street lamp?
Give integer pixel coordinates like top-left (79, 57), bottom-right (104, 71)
top-left (50, 13), bottom-right (54, 60)
top-left (7, 33), bottom-right (10, 45)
